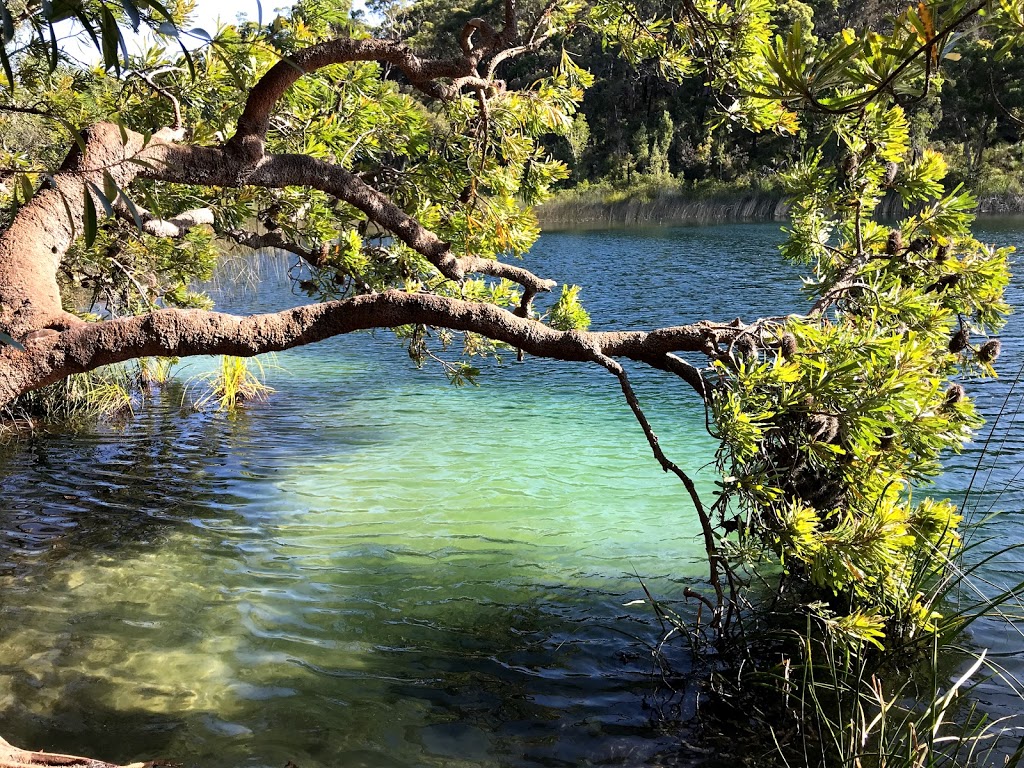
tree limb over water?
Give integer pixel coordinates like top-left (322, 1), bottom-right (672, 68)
top-left (0, 0), bottom-right (1018, 763)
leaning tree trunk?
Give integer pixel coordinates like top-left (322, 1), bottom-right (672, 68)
top-left (0, 736), bottom-right (158, 768)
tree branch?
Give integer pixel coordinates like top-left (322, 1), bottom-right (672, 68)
top-left (592, 353), bottom-right (725, 620)
top-left (128, 69), bottom-right (183, 131)
top-left (0, 117), bottom-right (755, 399)
top-left (0, 123), bottom-right (159, 336)
top-left (221, 227), bottom-right (323, 264)
top-left (227, 38), bottom-right (485, 162)
top-left (143, 142), bottom-right (558, 295)
top-left (114, 200), bottom-right (215, 238)
top-left (0, 735), bottom-right (154, 768)
top-left (0, 290), bottom-right (721, 405)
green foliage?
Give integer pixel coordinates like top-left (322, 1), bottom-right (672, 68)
top-left (549, 284), bottom-right (591, 331)
top-left (62, 219), bottom-right (219, 316)
top-left (0, 0), bottom-right (192, 90)
top-left (187, 355), bottom-right (274, 411)
top-left (711, 75), bottom-right (1012, 647)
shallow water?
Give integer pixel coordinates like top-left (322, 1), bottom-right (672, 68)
top-left (0, 223), bottom-right (1020, 767)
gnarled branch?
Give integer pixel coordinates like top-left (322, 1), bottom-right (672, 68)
top-left (0, 289), bottom-right (722, 405)
top-left (227, 38), bottom-right (486, 162)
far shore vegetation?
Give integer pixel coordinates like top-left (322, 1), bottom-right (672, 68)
top-left (539, 142), bottom-right (1024, 227)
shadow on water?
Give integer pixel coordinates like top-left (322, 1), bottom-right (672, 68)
top-left (0, 391), bottom-right (709, 768)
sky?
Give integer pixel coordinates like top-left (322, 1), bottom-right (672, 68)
top-left (57, 0), bottom-right (371, 65)
top-left (189, 1), bottom-right (298, 30)
top-left (189, 1), bottom-right (374, 33)
top-left (192, 0), bottom-right (373, 27)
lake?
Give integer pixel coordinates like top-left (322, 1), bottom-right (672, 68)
top-left (0, 222), bottom-right (1020, 767)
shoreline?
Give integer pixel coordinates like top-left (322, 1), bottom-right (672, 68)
top-left (536, 187), bottom-right (1024, 230)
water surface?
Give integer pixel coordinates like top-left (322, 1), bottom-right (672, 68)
top-left (0, 223), bottom-right (1020, 766)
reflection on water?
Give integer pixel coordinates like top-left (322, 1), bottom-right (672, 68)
top-left (0, 222), bottom-right (1019, 767)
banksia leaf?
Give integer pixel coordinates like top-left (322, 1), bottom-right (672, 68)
top-left (549, 285), bottom-right (591, 331)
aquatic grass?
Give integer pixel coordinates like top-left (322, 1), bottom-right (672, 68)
top-left (769, 609), bottom-right (1024, 767)
top-left (185, 355), bottom-right (275, 412)
top-left (0, 365), bottom-right (138, 439)
top-left (136, 356), bottom-right (178, 385)
top-left (0, 355), bottom-right (197, 439)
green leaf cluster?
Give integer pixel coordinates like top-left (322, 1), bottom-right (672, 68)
top-left (710, 60), bottom-right (1012, 647)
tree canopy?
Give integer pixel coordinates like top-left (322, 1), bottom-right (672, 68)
top-left (0, 0), bottom-right (1019, 763)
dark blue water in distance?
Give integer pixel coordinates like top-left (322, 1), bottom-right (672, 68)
top-left (0, 222), bottom-right (1020, 767)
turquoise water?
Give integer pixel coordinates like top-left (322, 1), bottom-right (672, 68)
top-left (0, 223), bottom-right (1020, 766)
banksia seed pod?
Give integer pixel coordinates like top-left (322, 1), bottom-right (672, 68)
top-left (886, 229), bottom-right (903, 255)
top-left (908, 237), bottom-right (931, 254)
top-left (926, 274), bottom-right (961, 293)
top-left (842, 152), bottom-right (859, 177)
top-left (883, 161), bottom-right (899, 186)
top-left (808, 413), bottom-right (840, 444)
top-left (734, 337), bottom-right (757, 360)
top-left (879, 430), bottom-right (896, 451)
top-left (944, 383), bottom-right (966, 409)
top-left (781, 332), bottom-right (798, 360)
top-left (935, 243), bottom-right (951, 263)
top-left (949, 326), bottom-right (970, 354)
top-left (978, 339), bottom-right (1002, 364)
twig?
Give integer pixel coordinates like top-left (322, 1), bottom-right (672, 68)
top-left (128, 69), bottom-right (183, 131)
top-left (593, 352), bottom-right (726, 625)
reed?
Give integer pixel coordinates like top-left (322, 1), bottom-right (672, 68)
top-left (0, 365), bottom-right (138, 438)
top-left (538, 180), bottom-right (789, 229)
top-left (186, 355), bottom-right (275, 412)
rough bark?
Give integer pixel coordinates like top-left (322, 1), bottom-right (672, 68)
top-left (0, 124), bottom-right (141, 336)
top-left (0, 124), bottom-right (187, 338)
top-left (0, 736), bottom-right (152, 768)
top-left (0, 290), bottom-right (719, 405)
